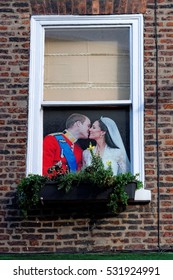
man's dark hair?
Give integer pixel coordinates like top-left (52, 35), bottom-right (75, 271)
top-left (66, 113), bottom-right (87, 129)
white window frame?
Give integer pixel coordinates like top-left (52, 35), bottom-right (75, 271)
top-left (27, 15), bottom-right (151, 201)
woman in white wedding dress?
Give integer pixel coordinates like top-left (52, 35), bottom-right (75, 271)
top-left (83, 117), bottom-right (130, 175)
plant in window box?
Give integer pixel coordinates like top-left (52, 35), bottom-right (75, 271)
top-left (16, 144), bottom-right (142, 218)
top-left (16, 174), bottom-right (48, 219)
top-left (54, 144), bottom-right (142, 212)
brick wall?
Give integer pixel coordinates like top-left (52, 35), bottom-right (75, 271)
top-left (144, 0), bottom-right (173, 249)
top-left (0, 0), bottom-right (173, 253)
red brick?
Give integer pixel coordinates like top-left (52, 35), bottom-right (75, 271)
top-left (0, 0), bottom-right (172, 254)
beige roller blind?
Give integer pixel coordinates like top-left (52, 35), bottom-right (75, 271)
top-left (44, 30), bottom-right (130, 102)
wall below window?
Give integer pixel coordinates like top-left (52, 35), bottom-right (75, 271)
top-left (0, 0), bottom-right (173, 253)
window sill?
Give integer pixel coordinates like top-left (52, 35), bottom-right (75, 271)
top-left (134, 188), bottom-right (151, 203)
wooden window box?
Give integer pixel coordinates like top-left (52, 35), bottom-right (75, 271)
top-left (39, 182), bottom-right (137, 217)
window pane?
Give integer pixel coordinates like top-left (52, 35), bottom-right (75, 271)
top-left (43, 106), bottom-right (130, 159)
top-left (44, 27), bottom-right (130, 101)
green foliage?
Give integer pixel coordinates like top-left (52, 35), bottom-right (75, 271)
top-left (16, 174), bottom-right (48, 219)
top-left (57, 148), bottom-right (143, 214)
top-left (58, 150), bottom-right (114, 192)
top-left (16, 146), bottom-right (143, 218)
top-left (107, 172), bottom-right (142, 214)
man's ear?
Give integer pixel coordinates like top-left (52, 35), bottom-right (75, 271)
top-left (76, 121), bottom-right (81, 127)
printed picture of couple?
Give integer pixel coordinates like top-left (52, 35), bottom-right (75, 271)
top-left (42, 108), bottom-right (130, 177)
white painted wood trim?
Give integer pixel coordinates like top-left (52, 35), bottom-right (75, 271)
top-left (26, 14), bottom-right (150, 202)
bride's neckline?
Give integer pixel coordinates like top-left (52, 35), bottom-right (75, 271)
top-left (95, 144), bottom-right (106, 157)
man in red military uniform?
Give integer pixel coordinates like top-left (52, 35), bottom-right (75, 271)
top-left (43, 113), bottom-right (91, 176)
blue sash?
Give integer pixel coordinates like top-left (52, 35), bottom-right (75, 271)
top-left (55, 134), bottom-right (77, 173)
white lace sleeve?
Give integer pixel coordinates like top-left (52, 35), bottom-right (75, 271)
top-left (82, 149), bottom-right (92, 169)
top-left (117, 149), bottom-right (130, 173)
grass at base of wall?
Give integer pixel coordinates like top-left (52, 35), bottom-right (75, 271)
top-left (0, 252), bottom-right (173, 260)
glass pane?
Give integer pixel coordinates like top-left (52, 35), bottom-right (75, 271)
top-left (44, 27), bottom-right (130, 101)
top-left (43, 105), bottom-right (130, 159)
